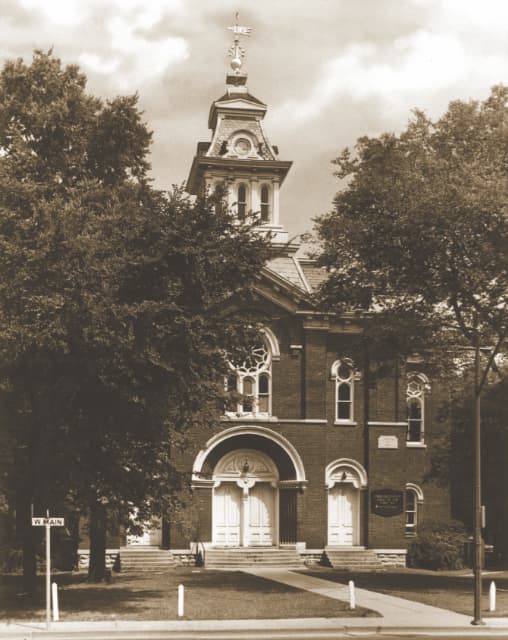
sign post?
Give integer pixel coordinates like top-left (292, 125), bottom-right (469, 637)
top-left (32, 513), bottom-right (64, 630)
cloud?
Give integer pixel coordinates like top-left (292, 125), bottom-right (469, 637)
top-left (12, 0), bottom-right (190, 90)
top-left (19, 0), bottom-right (89, 26)
top-left (271, 2), bottom-right (508, 129)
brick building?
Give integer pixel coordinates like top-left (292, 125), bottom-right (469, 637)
top-left (114, 36), bottom-right (453, 571)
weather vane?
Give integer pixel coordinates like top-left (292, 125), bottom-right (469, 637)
top-left (227, 12), bottom-right (252, 74)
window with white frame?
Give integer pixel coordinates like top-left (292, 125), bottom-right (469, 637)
top-left (332, 359), bottom-right (356, 422)
top-left (406, 372), bottom-right (429, 443)
top-left (405, 489), bottom-right (417, 534)
top-left (226, 337), bottom-right (272, 417)
top-left (237, 183), bottom-right (248, 219)
top-left (260, 184), bottom-right (270, 223)
top-left (405, 484), bottom-right (423, 535)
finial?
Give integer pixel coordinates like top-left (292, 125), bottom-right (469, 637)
top-left (227, 12), bottom-right (252, 74)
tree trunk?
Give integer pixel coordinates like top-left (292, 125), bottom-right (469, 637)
top-left (21, 513), bottom-right (37, 594)
top-left (88, 502), bottom-right (108, 582)
top-left (16, 488), bottom-right (37, 594)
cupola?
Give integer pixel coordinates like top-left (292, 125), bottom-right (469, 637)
top-left (186, 16), bottom-right (293, 249)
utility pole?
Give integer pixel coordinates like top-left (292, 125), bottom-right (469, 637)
top-left (472, 334), bottom-right (484, 626)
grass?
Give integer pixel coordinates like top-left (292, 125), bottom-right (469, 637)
top-left (304, 566), bottom-right (508, 617)
top-left (0, 568), bottom-right (377, 621)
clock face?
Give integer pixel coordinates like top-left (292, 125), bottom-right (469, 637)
top-left (234, 137), bottom-right (251, 156)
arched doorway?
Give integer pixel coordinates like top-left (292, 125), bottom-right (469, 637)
top-left (212, 449), bottom-right (278, 547)
top-left (326, 459), bottom-right (367, 547)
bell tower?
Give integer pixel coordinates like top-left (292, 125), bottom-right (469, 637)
top-left (186, 16), bottom-right (293, 248)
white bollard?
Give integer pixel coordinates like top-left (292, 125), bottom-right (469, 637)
top-left (51, 582), bottom-right (59, 622)
top-left (489, 581), bottom-right (496, 612)
top-left (348, 580), bottom-right (356, 610)
top-left (178, 584), bottom-right (184, 617)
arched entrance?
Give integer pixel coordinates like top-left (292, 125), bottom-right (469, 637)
top-left (193, 426), bottom-right (306, 548)
top-left (213, 449), bottom-right (278, 547)
top-left (325, 459), bottom-right (367, 547)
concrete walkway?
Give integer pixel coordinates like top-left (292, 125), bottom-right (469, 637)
top-left (244, 567), bottom-right (472, 627)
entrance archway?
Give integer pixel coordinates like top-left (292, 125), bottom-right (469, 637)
top-left (325, 459), bottom-right (367, 547)
top-left (212, 449), bottom-right (278, 547)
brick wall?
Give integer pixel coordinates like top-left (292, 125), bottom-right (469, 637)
top-left (166, 313), bottom-right (454, 552)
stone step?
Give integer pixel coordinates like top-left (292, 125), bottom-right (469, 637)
top-left (324, 547), bottom-right (384, 571)
top-left (204, 547), bottom-right (305, 569)
top-left (120, 547), bottom-right (176, 572)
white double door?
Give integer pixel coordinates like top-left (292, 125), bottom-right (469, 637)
top-left (213, 482), bottom-right (276, 546)
top-left (126, 509), bottom-right (161, 546)
top-left (328, 484), bottom-right (359, 546)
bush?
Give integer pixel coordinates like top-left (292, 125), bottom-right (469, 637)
top-left (407, 521), bottom-right (470, 570)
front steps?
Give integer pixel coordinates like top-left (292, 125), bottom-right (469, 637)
top-left (120, 546), bottom-right (176, 573)
top-left (324, 547), bottom-right (385, 571)
top-left (204, 546), bottom-right (305, 569)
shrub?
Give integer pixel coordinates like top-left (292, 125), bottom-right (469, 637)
top-left (407, 521), bottom-right (470, 570)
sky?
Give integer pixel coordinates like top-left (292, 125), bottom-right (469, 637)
top-left (2, 0), bottom-right (508, 240)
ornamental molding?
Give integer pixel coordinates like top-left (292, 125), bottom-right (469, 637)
top-left (406, 482), bottom-right (425, 503)
top-left (192, 424), bottom-right (307, 484)
top-left (214, 448), bottom-right (278, 480)
top-left (325, 458), bottom-right (368, 489)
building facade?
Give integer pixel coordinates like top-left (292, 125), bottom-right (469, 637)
top-left (114, 32), bottom-right (453, 569)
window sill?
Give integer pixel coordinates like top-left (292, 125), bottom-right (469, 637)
top-left (405, 532), bottom-right (417, 538)
top-left (222, 414), bottom-right (277, 422)
top-left (334, 420), bottom-right (357, 427)
top-left (406, 442), bottom-right (427, 448)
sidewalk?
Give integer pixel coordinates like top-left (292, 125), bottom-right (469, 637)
top-left (1, 616), bottom-right (508, 638)
top-left (244, 568), bottom-right (508, 629)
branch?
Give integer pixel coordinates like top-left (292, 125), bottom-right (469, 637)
top-left (478, 327), bottom-right (508, 394)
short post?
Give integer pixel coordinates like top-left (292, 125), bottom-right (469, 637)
top-left (489, 581), bottom-right (496, 612)
top-left (178, 584), bottom-right (184, 617)
top-left (348, 580), bottom-right (355, 610)
top-left (52, 582), bottom-right (59, 621)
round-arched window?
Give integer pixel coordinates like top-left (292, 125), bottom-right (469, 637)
top-left (333, 360), bottom-right (355, 422)
top-left (226, 337), bottom-right (273, 417)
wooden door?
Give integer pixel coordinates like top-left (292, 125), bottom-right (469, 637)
top-left (249, 483), bottom-right (275, 546)
top-left (328, 485), bottom-right (358, 546)
top-left (213, 484), bottom-right (242, 546)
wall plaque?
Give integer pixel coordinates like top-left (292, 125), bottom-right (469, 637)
top-left (371, 489), bottom-right (404, 517)
top-left (378, 435), bottom-right (398, 449)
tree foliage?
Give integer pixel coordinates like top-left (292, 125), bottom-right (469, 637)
top-left (315, 86), bottom-right (508, 373)
top-left (0, 51), bottom-right (270, 585)
top-left (315, 87), bottom-right (508, 566)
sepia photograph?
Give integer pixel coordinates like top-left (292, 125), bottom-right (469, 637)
top-left (0, 1), bottom-right (508, 638)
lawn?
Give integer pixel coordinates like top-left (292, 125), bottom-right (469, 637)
top-left (304, 567), bottom-right (508, 617)
top-left (0, 568), bottom-right (377, 621)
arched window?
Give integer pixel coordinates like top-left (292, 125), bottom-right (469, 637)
top-left (226, 335), bottom-right (273, 417)
top-left (237, 184), bottom-right (247, 219)
top-left (406, 373), bottom-right (429, 443)
top-left (405, 484), bottom-right (424, 535)
top-left (260, 185), bottom-right (270, 222)
top-left (332, 359), bottom-right (356, 423)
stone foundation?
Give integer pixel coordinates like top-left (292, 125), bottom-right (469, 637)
top-left (299, 549), bottom-right (325, 565)
top-left (373, 548), bottom-right (407, 567)
top-left (171, 550), bottom-right (198, 566)
top-left (77, 549), bottom-right (120, 571)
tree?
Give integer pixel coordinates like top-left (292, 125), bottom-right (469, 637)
top-left (315, 86), bottom-right (508, 622)
top-left (0, 51), bottom-right (270, 588)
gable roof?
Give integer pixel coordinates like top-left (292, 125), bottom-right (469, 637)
top-left (265, 255), bottom-right (327, 294)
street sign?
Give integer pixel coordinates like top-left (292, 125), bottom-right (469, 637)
top-left (32, 517), bottom-right (64, 527)
top-left (31, 513), bottom-right (65, 629)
